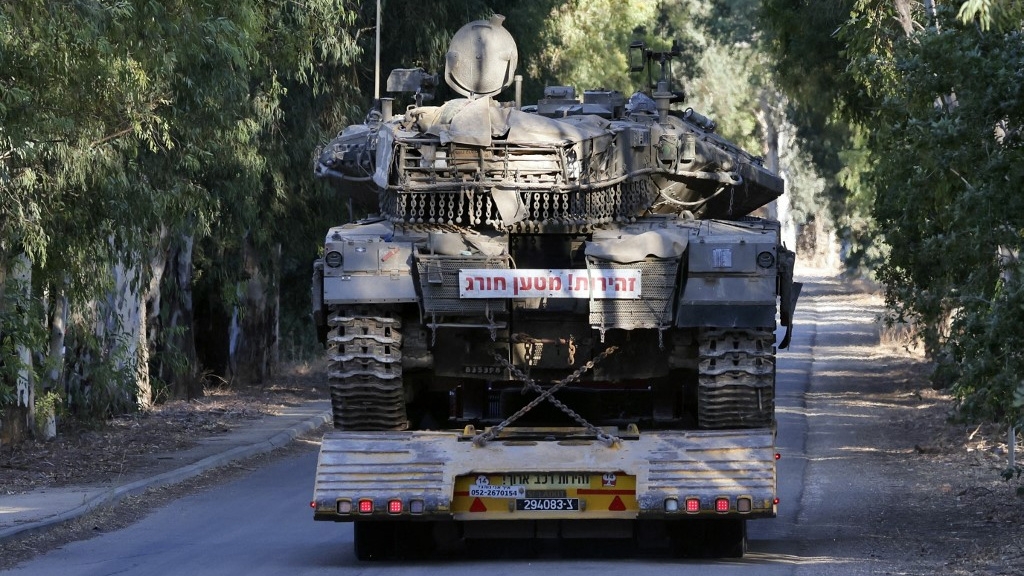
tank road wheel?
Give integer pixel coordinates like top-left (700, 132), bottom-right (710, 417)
top-left (696, 328), bottom-right (776, 429)
top-left (326, 305), bottom-right (408, 430)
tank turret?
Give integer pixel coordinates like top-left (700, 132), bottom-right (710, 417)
top-left (317, 17), bottom-right (782, 232)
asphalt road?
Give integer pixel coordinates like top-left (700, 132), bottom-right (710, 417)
top-left (1, 273), bottom-right (909, 575)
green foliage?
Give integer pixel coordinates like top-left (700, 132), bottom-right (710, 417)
top-left (864, 9), bottom-right (1024, 432)
top-left (958, 0), bottom-right (1024, 31)
top-left (0, 380), bottom-right (14, 407)
top-left (1, 0), bottom-right (370, 411)
top-left (761, 0), bottom-right (878, 269)
top-left (33, 390), bottom-right (62, 432)
top-left (0, 277), bottom-right (46, 408)
top-left (766, 0), bottom-right (1024, 430)
top-left (528, 0), bottom-right (658, 94)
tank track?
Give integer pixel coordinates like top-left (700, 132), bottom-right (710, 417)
top-left (326, 305), bottom-right (408, 430)
top-left (696, 328), bottom-right (775, 429)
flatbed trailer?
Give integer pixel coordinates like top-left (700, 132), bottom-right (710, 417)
top-left (311, 425), bottom-right (776, 558)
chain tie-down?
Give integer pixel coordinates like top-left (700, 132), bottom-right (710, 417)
top-left (473, 346), bottom-right (620, 447)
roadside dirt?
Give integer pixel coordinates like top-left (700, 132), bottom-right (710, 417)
top-left (849, 355), bottom-right (1024, 575)
top-left (0, 365), bottom-right (325, 494)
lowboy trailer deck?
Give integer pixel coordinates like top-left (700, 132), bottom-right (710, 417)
top-left (311, 426), bottom-right (776, 558)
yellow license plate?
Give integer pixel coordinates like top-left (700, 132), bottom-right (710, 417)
top-left (452, 472), bottom-right (638, 518)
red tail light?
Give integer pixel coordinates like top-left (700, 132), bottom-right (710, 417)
top-left (358, 499), bottom-right (373, 514)
top-left (388, 499), bottom-right (403, 514)
top-left (715, 497), bottom-right (730, 512)
top-left (685, 498), bottom-right (700, 513)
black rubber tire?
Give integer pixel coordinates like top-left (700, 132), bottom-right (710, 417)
top-left (394, 521), bottom-right (436, 560)
top-left (668, 519), bottom-right (746, 558)
top-left (353, 521), bottom-right (396, 561)
top-left (706, 518), bottom-right (747, 558)
top-left (667, 521), bottom-right (706, 558)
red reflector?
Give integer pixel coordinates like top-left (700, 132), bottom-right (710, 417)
top-left (469, 498), bottom-right (487, 512)
top-left (775, 453), bottom-right (781, 460)
top-left (773, 498), bottom-right (780, 505)
top-left (388, 499), bottom-right (402, 514)
top-left (609, 495), bottom-right (626, 511)
top-left (310, 501), bottom-right (317, 509)
top-left (358, 499), bottom-right (373, 514)
top-left (715, 498), bottom-right (730, 512)
top-left (685, 498), bottom-right (700, 513)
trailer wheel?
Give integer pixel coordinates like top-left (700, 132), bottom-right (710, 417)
top-left (353, 521), bottom-right (396, 561)
top-left (667, 521), bottom-right (706, 558)
top-left (668, 519), bottom-right (746, 558)
top-left (706, 519), bottom-right (747, 558)
top-left (395, 521), bottom-right (435, 559)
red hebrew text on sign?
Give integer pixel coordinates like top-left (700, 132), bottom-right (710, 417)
top-left (458, 269), bottom-right (642, 299)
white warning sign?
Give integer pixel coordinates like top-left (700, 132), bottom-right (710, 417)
top-left (458, 269), bottom-right (641, 299)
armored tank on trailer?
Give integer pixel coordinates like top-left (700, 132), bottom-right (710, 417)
top-left (310, 15), bottom-right (800, 559)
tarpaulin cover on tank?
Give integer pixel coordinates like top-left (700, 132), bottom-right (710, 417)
top-left (584, 228), bottom-right (690, 264)
top-left (411, 96), bottom-right (612, 148)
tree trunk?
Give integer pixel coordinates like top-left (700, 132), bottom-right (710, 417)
top-left (2, 254), bottom-right (34, 444)
top-left (109, 258), bottom-right (149, 408)
top-left (146, 226), bottom-right (169, 403)
top-left (756, 91), bottom-right (798, 251)
top-left (163, 234), bottom-right (202, 400)
top-left (894, 0), bottom-right (916, 35)
top-left (229, 236), bottom-right (279, 384)
top-left (142, 225), bottom-right (169, 407)
top-left (45, 287), bottom-right (68, 391)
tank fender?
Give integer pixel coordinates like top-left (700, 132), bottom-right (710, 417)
top-left (777, 246), bottom-right (802, 349)
top-left (312, 259), bottom-right (327, 345)
top-left (322, 235), bottom-right (419, 305)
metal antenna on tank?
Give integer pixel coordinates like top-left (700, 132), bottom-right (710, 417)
top-left (374, 0), bottom-right (381, 100)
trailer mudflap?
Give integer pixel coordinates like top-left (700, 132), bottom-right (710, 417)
top-left (312, 427), bottom-right (776, 522)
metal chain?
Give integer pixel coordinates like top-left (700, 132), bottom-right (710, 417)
top-left (473, 345), bottom-right (620, 447)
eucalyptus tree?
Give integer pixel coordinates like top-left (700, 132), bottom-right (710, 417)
top-left (1, 1), bottom-right (175, 427)
top-left (958, 0), bottom-right (1024, 30)
top-left (853, 4), bottom-right (1024, 434)
top-left (1, 1), bottom-right (368, 435)
top-left (765, 0), bottom-right (1024, 435)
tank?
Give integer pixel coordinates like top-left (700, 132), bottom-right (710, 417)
top-left (311, 15), bottom-right (800, 435)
